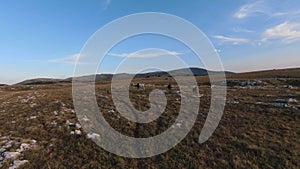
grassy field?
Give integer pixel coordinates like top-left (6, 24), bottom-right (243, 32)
top-left (0, 68), bottom-right (299, 168)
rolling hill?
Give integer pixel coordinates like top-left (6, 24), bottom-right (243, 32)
top-left (16, 67), bottom-right (234, 85)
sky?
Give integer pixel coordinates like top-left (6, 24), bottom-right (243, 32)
top-left (1, 0), bottom-right (300, 84)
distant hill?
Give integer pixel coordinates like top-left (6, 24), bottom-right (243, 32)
top-left (166, 67), bottom-right (233, 76)
top-left (17, 67), bottom-right (232, 85)
top-left (64, 74), bottom-right (114, 83)
top-left (227, 67), bottom-right (300, 79)
top-left (16, 78), bottom-right (63, 85)
top-left (13, 67), bottom-right (300, 85)
top-left (133, 67), bottom-right (233, 78)
top-left (69, 67), bottom-right (234, 82)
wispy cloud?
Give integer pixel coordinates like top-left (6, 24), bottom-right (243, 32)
top-left (49, 53), bottom-right (87, 65)
top-left (213, 35), bottom-right (250, 45)
top-left (102, 0), bottom-right (111, 10)
top-left (272, 10), bottom-right (300, 18)
top-left (108, 51), bottom-right (183, 58)
top-left (234, 1), bottom-right (300, 19)
top-left (234, 1), bottom-right (266, 19)
top-left (262, 22), bottom-right (300, 43)
top-left (232, 27), bottom-right (255, 33)
top-left (272, 12), bottom-right (289, 17)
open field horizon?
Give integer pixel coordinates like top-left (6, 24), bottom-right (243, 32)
top-left (3, 66), bottom-right (299, 86)
top-left (0, 68), bottom-right (299, 168)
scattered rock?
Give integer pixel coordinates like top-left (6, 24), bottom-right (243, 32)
top-left (75, 123), bottom-right (81, 129)
top-left (108, 109), bottom-right (115, 113)
top-left (74, 130), bottom-right (82, 135)
top-left (0, 148), bottom-right (5, 154)
top-left (288, 85), bottom-right (296, 89)
top-left (29, 116), bottom-right (37, 120)
top-left (172, 122), bottom-right (182, 128)
top-left (20, 99), bottom-right (29, 103)
top-left (50, 121), bottom-right (57, 126)
top-left (172, 91), bottom-right (181, 95)
top-left (87, 133), bottom-right (100, 139)
top-left (275, 99), bottom-right (286, 103)
top-left (9, 159), bottom-right (28, 169)
top-left (227, 101), bottom-right (239, 104)
top-left (3, 141), bottom-right (13, 149)
top-left (288, 98), bottom-right (298, 104)
top-left (3, 152), bottom-right (20, 160)
top-left (16, 143), bottom-right (30, 153)
top-left (193, 94), bottom-right (204, 98)
top-left (82, 115), bottom-right (90, 122)
top-left (272, 103), bottom-right (289, 108)
top-left (30, 140), bottom-right (37, 146)
top-left (274, 98), bottom-right (298, 105)
top-left (96, 94), bottom-right (109, 99)
top-left (227, 80), bottom-right (266, 87)
top-left (157, 90), bottom-right (165, 95)
top-left (53, 111), bottom-right (58, 116)
top-left (61, 102), bottom-right (66, 107)
top-left (66, 120), bottom-right (76, 128)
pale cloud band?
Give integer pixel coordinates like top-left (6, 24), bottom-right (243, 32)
top-left (215, 22), bottom-right (300, 45)
top-left (48, 50), bottom-right (184, 65)
top-left (234, 1), bottom-right (266, 19)
top-left (213, 35), bottom-right (249, 45)
top-left (228, 0), bottom-right (300, 45)
top-left (102, 0), bottom-right (112, 10)
top-left (262, 22), bottom-right (300, 43)
top-left (49, 53), bottom-right (87, 65)
top-left (109, 50), bottom-right (183, 58)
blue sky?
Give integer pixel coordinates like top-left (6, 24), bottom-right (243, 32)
top-left (1, 0), bottom-right (300, 84)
